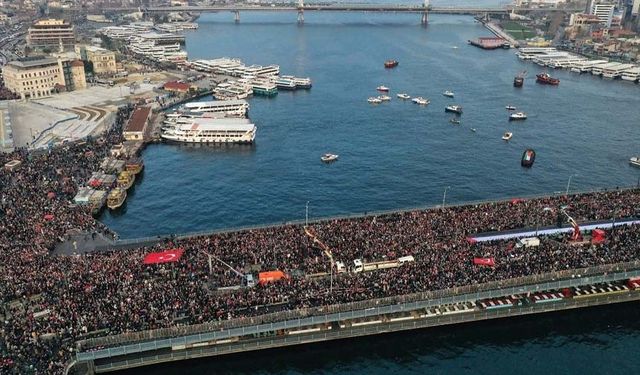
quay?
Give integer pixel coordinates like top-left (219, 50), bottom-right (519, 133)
top-left (72, 261), bottom-right (640, 374)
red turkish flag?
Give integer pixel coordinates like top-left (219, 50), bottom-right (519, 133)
top-left (473, 257), bottom-right (495, 267)
top-left (143, 248), bottom-right (184, 264)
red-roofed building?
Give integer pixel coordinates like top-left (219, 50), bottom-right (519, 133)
top-left (163, 81), bottom-right (194, 93)
top-left (123, 106), bottom-right (151, 141)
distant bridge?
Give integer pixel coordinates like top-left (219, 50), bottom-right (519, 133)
top-left (105, 1), bottom-right (581, 25)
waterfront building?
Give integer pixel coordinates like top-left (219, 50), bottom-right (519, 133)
top-left (75, 45), bottom-right (117, 75)
top-left (27, 19), bottom-right (76, 50)
top-left (123, 106), bottom-right (151, 141)
top-left (1, 56), bottom-right (86, 99)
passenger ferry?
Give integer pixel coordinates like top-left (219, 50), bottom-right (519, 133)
top-left (181, 100), bottom-right (249, 117)
top-left (281, 75), bottom-right (312, 89)
top-left (252, 81), bottom-right (278, 96)
top-left (275, 77), bottom-right (296, 90)
top-left (117, 171), bottom-right (135, 190)
top-left (107, 188), bottom-right (127, 210)
top-left (621, 66), bottom-right (640, 82)
top-left (161, 118), bottom-right (257, 144)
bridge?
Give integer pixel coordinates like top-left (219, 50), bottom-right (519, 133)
top-left (107, 1), bottom-right (581, 26)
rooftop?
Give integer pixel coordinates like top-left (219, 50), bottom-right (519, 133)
top-left (125, 107), bottom-right (151, 133)
top-left (6, 56), bottom-right (58, 69)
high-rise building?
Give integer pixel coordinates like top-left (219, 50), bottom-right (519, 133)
top-left (27, 19), bottom-right (76, 50)
top-left (591, 3), bottom-right (616, 26)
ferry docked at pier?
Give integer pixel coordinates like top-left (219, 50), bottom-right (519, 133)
top-left (125, 158), bottom-right (144, 175)
top-left (117, 171), bottom-right (135, 190)
top-left (161, 118), bottom-right (256, 144)
top-left (180, 100), bottom-right (249, 118)
top-left (252, 81), bottom-right (278, 96)
top-left (280, 75), bottom-right (312, 89)
top-left (107, 188), bottom-right (127, 210)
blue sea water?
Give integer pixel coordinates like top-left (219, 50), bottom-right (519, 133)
top-left (106, 10), bottom-right (640, 374)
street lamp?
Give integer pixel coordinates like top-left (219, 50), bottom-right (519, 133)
top-left (442, 186), bottom-right (450, 210)
top-left (565, 174), bottom-right (577, 195)
top-left (305, 201), bottom-right (310, 226)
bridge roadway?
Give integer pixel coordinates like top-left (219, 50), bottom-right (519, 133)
top-left (105, 5), bottom-right (582, 15)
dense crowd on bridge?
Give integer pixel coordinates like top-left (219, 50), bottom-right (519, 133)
top-left (1, 115), bottom-right (640, 373)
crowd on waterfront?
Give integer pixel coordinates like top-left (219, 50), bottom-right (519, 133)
top-left (2, 124), bottom-right (640, 372)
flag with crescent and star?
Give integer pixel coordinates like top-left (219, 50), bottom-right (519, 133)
top-left (143, 248), bottom-right (185, 264)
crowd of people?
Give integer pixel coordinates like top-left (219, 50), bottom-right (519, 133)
top-left (1, 110), bottom-right (640, 373)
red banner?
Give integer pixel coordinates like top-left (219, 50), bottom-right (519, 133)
top-left (473, 257), bottom-right (495, 266)
top-left (143, 248), bottom-right (184, 264)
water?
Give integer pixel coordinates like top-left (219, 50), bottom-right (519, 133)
top-left (102, 12), bottom-right (640, 239)
top-left (105, 11), bottom-right (640, 374)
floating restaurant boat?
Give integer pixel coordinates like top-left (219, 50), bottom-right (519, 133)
top-left (630, 157), bottom-right (640, 168)
top-left (536, 72), bottom-right (560, 85)
top-left (397, 93), bottom-right (411, 100)
top-left (161, 118), bottom-right (256, 144)
top-left (509, 112), bottom-right (527, 121)
top-left (442, 90), bottom-right (455, 98)
top-left (125, 158), bottom-right (144, 175)
top-left (377, 95), bottom-right (391, 102)
top-left (376, 85), bottom-right (390, 92)
top-left (117, 171), bottom-right (135, 190)
top-left (368, 97), bottom-right (382, 104)
top-left (321, 153), bottom-right (339, 163)
top-left (505, 105), bottom-right (517, 110)
top-left (412, 97), bottom-right (430, 105)
top-left (106, 187), bottom-right (127, 210)
top-left (445, 105), bottom-right (463, 114)
top-left (521, 149), bottom-right (536, 168)
top-left (384, 60), bottom-right (399, 68)
top-left (502, 132), bottom-right (513, 141)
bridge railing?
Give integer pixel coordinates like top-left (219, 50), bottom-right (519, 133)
top-left (111, 185), bottom-right (638, 247)
top-left (77, 259), bottom-right (640, 352)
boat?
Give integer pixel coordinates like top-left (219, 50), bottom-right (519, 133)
top-left (377, 95), bottom-right (391, 101)
top-left (505, 105), bottom-right (516, 110)
top-left (117, 171), bottom-right (135, 190)
top-left (470, 128), bottom-right (477, 132)
top-left (275, 77), bottom-right (297, 90)
top-left (368, 97), bottom-right (382, 104)
top-left (106, 188), bottom-right (127, 210)
top-left (397, 93), bottom-right (411, 100)
top-left (450, 118), bottom-right (461, 125)
top-left (509, 112), bottom-right (527, 121)
top-left (384, 60), bottom-right (399, 68)
top-left (252, 81), bottom-right (278, 96)
top-left (630, 157), bottom-right (640, 168)
top-left (445, 105), bottom-right (463, 114)
top-left (125, 158), bottom-right (144, 175)
top-left (181, 99), bottom-right (249, 118)
top-left (536, 72), bottom-right (560, 85)
top-left (442, 90), bottom-right (455, 98)
top-left (412, 97), bottom-right (430, 105)
top-left (514, 70), bottom-right (526, 87)
top-left (376, 85), bottom-right (390, 92)
top-left (281, 75), bottom-right (312, 89)
top-left (521, 149), bottom-right (536, 168)
top-left (161, 118), bottom-right (257, 144)
top-left (321, 153), bottom-right (339, 163)
top-left (502, 132), bottom-right (513, 141)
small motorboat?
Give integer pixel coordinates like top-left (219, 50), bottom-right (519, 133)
top-left (397, 93), bottom-right (411, 100)
top-left (384, 60), bottom-right (399, 68)
top-left (368, 97), bottom-right (382, 104)
top-left (521, 149), bottom-right (536, 168)
top-left (376, 85), bottom-right (390, 92)
top-left (630, 157), bottom-right (640, 168)
top-left (509, 112), bottom-right (527, 121)
top-left (449, 118), bottom-right (461, 125)
top-left (502, 132), bottom-right (513, 141)
top-left (470, 128), bottom-right (477, 132)
top-left (412, 97), bottom-right (430, 105)
top-left (377, 95), bottom-right (391, 101)
top-left (442, 90), bottom-right (455, 98)
top-left (321, 153), bottom-right (339, 163)
top-left (505, 105), bottom-right (516, 110)
top-left (445, 105), bottom-right (463, 114)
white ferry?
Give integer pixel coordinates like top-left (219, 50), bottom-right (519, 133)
top-left (281, 75), bottom-right (312, 89)
top-left (252, 81), bottom-right (278, 96)
top-left (275, 78), bottom-right (296, 90)
top-left (602, 63), bottom-right (636, 79)
top-left (181, 99), bottom-right (249, 117)
top-left (162, 118), bottom-right (256, 144)
top-left (621, 66), bottom-right (640, 82)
